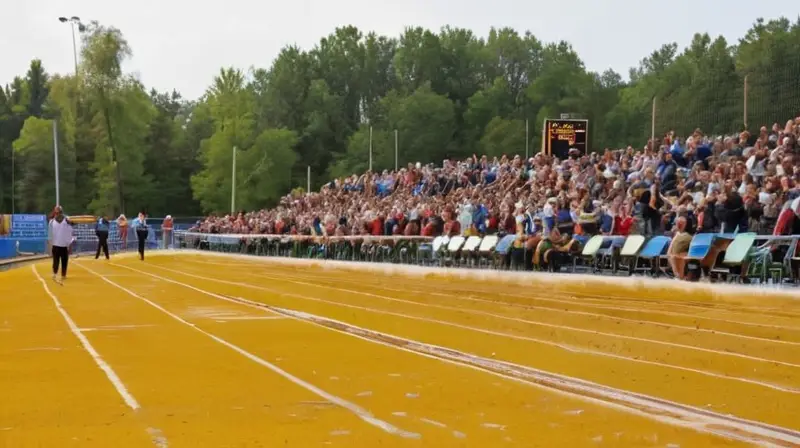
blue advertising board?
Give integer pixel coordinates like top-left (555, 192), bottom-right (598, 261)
top-left (9, 214), bottom-right (49, 239)
top-left (0, 214), bottom-right (49, 256)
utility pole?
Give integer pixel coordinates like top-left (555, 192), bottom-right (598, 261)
top-left (53, 120), bottom-right (60, 206)
top-left (231, 146), bottom-right (237, 214)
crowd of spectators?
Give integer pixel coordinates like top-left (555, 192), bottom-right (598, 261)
top-left (191, 119), bottom-right (800, 244)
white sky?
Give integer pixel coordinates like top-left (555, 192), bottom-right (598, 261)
top-left (2, 0), bottom-right (798, 101)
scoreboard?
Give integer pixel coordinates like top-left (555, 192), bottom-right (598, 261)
top-left (542, 119), bottom-right (588, 159)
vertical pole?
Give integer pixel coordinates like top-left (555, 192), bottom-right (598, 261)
top-left (53, 120), bottom-right (60, 206)
top-left (307, 165), bottom-right (311, 193)
top-left (394, 129), bottom-right (398, 171)
top-left (651, 97), bottom-right (656, 151)
top-left (10, 145), bottom-right (14, 214)
top-left (230, 146), bottom-right (236, 214)
top-left (743, 74), bottom-right (749, 130)
top-left (368, 126), bottom-right (373, 172)
top-left (525, 119), bottom-right (529, 159)
top-left (70, 22), bottom-right (79, 76)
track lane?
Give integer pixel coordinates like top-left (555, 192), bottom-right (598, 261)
top-left (96, 259), bottom-right (750, 447)
top-left (190, 256), bottom-right (800, 341)
top-left (54, 261), bottom-right (414, 446)
top-left (181, 258), bottom-right (800, 365)
top-left (138, 255), bottom-right (800, 431)
top-left (0, 265), bottom-right (155, 447)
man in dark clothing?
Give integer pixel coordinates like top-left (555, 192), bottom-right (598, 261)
top-left (95, 216), bottom-right (110, 259)
top-left (639, 179), bottom-right (664, 235)
top-left (721, 191), bottom-right (746, 233)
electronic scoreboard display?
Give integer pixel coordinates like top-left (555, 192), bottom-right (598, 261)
top-left (542, 119), bottom-right (588, 159)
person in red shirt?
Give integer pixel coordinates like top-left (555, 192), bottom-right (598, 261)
top-left (614, 207), bottom-right (634, 236)
top-left (370, 212), bottom-right (384, 236)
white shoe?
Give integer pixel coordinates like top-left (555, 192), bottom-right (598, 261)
top-left (56, 276), bottom-right (63, 285)
top-left (52, 273), bottom-right (57, 282)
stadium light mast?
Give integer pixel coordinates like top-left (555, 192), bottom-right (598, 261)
top-left (58, 16), bottom-right (84, 76)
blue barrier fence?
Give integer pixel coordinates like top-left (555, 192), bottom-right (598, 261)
top-left (0, 213), bottom-right (195, 259)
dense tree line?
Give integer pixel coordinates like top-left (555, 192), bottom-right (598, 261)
top-left (1, 18), bottom-right (799, 216)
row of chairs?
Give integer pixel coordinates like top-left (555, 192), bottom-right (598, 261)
top-left (574, 233), bottom-right (800, 283)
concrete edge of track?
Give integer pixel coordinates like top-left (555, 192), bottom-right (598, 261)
top-left (0, 254), bottom-right (48, 270)
top-left (145, 249), bottom-right (799, 300)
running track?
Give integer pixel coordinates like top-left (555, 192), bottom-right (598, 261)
top-left (1, 251), bottom-right (799, 447)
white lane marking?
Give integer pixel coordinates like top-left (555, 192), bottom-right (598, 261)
top-left (217, 269), bottom-right (800, 369)
top-left (147, 427), bottom-right (169, 447)
top-left (30, 265), bottom-right (140, 410)
top-left (77, 263), bottom-right (420, 440)
top-left (117, 263), bottom-right (800, 447)
top-left (237, 267), bottom-right (800, 348)
top-left (127, 263), bottom-right (800, 395)
top-left (17, 347), bottom-right (62, 351)
top-left (481, 423), bottom-right (507, 430)
top-left (420, 418), bottom-right (447, 428)
top-left (79, 324), bottom-right (156, 332)
top-left (212, 316), bottom-right (286, 321)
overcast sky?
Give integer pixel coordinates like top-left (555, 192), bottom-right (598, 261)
top-left (2, 0), bottom-right (798, 101)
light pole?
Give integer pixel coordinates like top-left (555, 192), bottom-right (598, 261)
top-left (10, 145), bottom-right (14, 214)
top-left (58, 16), bottom-right (85, 76)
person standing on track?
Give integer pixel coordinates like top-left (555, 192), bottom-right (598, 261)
top-left (49, 206), bottom-right (73, 284)
top-left (132, 211), bottom-right (149, 261)
top-left (95, 215), bottom-right (110, 260)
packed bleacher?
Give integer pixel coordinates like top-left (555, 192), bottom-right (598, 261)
top-left (186, 119), bottom-right (800, 283)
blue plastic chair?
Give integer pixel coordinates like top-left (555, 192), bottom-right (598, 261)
top-left (634, 236), bottom-right (671, 276)
top-left (686, 233), bottom-right (715, 260)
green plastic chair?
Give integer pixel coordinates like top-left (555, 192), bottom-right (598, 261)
top-left (710, 233), bottom-right (756, 283)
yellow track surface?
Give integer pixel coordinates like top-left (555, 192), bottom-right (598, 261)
top-left (1, 252), bottom-right (799, 447)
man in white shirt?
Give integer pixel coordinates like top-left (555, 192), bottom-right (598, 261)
top-left (49, 206), bottom-right (73, 284)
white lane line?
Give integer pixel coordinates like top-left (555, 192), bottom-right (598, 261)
top-left (206, 268), bottom-right (800, 369)
top-left (110, 262), bottom-right (800, 447)
top-left (211, 316), bottom-right (286, 321)
top-left (125, 263), bottom-right (800, 395)
top-left (77, 263), bottom-right (420, 440)
top-left (30, 265), bottom-right (141, 410)
top-left (79, 324), bottom-right (156, 332)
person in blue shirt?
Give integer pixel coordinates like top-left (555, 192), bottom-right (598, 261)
top-left (132, 212), bottom-right (148, 260)
top-left (95, 215), bottom-right (110, 260)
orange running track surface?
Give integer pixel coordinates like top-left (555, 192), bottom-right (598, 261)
top-left (1, 251), bottom-right (799, 447)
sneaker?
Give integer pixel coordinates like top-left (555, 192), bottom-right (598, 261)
top-left (52, 273), bottom-right (57, 282)
top-left (56, 276), bottom-right (63, 285)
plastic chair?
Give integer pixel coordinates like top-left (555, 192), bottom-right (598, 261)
top-left (633, 236), bottom-right (671, 276)
top-left (573, 235), bottom-right (603, 272)
top-left (710, 233), bottom-right (756, 283)
top-left (617, 235), bottom-right (645, 275)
